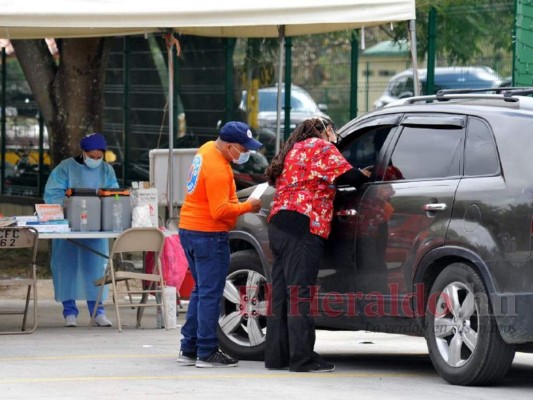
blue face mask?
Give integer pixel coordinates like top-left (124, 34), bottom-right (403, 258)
top-left (85, 157), bottom-right (103, 169)
top-left (231, 146), bottom-right (251, 165)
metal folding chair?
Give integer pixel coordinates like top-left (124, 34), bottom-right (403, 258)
top-left (90, 227), bottom-right (166, 332)
top-left (0, 226), bottom-right (38, 334)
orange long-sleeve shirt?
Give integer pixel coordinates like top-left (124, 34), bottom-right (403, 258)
top-left (179, 141), bottom-right (252, 232)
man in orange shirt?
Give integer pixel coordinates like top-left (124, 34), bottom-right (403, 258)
top-left (177, 121), bottom-right (262, 368)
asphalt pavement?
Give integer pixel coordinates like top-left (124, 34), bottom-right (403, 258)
top-left (1, 281), bottom-right (533, 399)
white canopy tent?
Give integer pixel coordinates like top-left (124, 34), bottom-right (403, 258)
top-left (0, 1), bottom-right (415, 38)
top-left (0, 0), bottom-right (417, 219)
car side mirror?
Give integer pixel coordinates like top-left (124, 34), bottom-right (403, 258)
top-left (318, 103), bottom-right (328, 112)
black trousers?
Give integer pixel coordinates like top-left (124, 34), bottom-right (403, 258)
top-left (265, 214), bottom-right (325, 371)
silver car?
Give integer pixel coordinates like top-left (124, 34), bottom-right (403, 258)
top-left (240, 85), bottom-right (329, 157)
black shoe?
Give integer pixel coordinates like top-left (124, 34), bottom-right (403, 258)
top-left (177, 350), bottom-right (197, 366)
top-left (308, 361), bottom-right (335, 373)
top-left (195, 350), bottom-right (238, 368)
top-left (266, 365), bottom-right (289, 371)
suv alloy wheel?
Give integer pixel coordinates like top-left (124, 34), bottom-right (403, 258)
top-left (218, 250), bottom-right (268, 360)
top-left (425, 263), bottom-right (515, 385)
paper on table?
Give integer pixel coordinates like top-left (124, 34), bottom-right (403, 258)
top-left (249, 182), bottom-right (269, 199)
top-left (35, 204), bottom-right (64, 221)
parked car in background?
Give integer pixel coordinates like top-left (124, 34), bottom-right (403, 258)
top-left (240, 84), bottom-right (329, 130)
top-left (374, 66), bottom-right (502, 108)
top-left (240, 85), bottom-right (330, 158)
top-left (221, 87), bottom-right (533, 386)
top-left (499, 76), bottom-right (512, 87)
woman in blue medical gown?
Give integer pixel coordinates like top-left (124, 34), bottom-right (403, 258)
top-left (44, 133), bottom-right (118, 327)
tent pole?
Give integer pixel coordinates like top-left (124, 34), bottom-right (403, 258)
top-left (167, 33), bottom-right (175, 221)
top-left (408, 19), bottom-right (420, 96)
top-left (1, 47), bottom-right (5, 194)
top-left (275, 25), bottom-right (285, 155)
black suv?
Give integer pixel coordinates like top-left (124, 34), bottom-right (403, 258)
top-left (218, 88), bottom-right (533, 386)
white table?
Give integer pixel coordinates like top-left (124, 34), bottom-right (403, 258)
top-left (39, 230), bottom-right (177, 240)
top-left (39, 231), bottom-right (121, 258)
top-left (38, 231), bottom-right (121, 240)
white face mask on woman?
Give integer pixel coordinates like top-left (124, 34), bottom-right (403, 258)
top-left (84, 156), bottom-right (103, 169)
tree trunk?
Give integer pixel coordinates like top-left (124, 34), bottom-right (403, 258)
top-left (12, 38), bottom-right (111, 166)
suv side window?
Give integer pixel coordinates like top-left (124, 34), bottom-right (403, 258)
top-left (387, 125), bottom-right (464, 180)
top-left (464, 117), bottom-right (499, 176)
top-left (341, 126), bottom-right (396, 170)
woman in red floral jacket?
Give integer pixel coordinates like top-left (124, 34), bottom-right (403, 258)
top-left (264, 117), bottom-right (371, 373)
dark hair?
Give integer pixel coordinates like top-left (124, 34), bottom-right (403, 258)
top-left (265, 117), bottom-right (335, 185)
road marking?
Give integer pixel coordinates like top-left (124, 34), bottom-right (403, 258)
top-left (0, 372), bottom-right (428, 385)
top-left (0, 354), bottom-right (175, 361)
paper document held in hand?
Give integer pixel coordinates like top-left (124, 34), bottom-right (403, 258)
top-left (249, 182), bottom-right (269, 199)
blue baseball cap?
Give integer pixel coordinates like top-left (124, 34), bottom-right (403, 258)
top-left (219, 121), bottom-right (263, 151)
top-left (80, 133), bottom-right (107, 152)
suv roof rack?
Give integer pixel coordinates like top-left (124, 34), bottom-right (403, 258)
top-left (396, 87), bottom-right (533, 105)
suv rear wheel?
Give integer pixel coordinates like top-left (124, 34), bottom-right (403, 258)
top-left (425, 262), bottom-right (515, 385)
top-left (218, 250), bottom-right (267, 360)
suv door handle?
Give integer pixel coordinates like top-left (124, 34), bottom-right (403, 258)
top-left (336, 209), bottom-right (357, 217)
top-left (423, 203), bottom-right (447, 211)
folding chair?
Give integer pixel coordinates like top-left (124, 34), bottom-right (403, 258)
top-left (91, 227), bottom-right (166, 332)
top-left (0, 226), bottom-right (38, 334)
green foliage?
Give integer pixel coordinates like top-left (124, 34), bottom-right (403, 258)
top-left (388, 0), bottom-right (514, 66)
top-left (3, 58), bottom-right (32, 97)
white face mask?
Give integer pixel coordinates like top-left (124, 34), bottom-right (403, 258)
top-left (85, 157), bottom-right (103, 169)
top-left (231, 145), bottom-right (251, 164)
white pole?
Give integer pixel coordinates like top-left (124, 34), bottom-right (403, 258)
top-left (409, 19), bottom-right (420, 96)
top-left (167, 35), bottom-right (175, 221)
top-left (275, 26), bottom-right (285, 155)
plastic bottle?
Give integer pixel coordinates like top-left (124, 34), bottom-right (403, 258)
top-left (156, 292), bottom-right (164, 329)
top-left (112, 194), bottom-right (123, 232)
top-left (80, 199), bottom-right (88, 232)
top-left (163, 286), bottom-right (177, 329)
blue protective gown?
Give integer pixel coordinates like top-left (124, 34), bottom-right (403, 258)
top-left (44, 156), bottom-right (118, 302)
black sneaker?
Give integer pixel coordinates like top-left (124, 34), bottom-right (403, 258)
top-left (195, 350), bottom-right (238, 368)
top-left (177, 351), bottom-right (197, 366)
top-left (308, 361), bottom-right (335, 373)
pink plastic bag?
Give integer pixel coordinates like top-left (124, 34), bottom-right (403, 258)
top-left (145, 229), bottom-right (189, 292)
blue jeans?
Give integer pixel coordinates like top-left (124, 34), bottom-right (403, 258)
top-left (62, 300), bottom-right (105, 318)
top-left (179, 229), bottom-right (230, 359)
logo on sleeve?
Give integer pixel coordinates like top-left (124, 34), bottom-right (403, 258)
top-left (187, 155), bottom-right (202, 194)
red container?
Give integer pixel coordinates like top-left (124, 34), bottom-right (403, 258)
top-left (179, 269), bottom-right (195, 299)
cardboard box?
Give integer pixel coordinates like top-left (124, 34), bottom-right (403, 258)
top-left (131, 182), bottom-right (159, 227)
